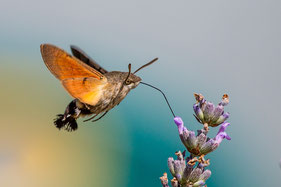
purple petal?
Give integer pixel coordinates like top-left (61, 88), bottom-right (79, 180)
top-left (217, 122), bottom-right (230, 135)
top-left (174, 116), bottom-right (184, 135)
top-left (223, 112), bottom-right (230, 119)
top-left (174, 116), bottom-right (183, 126)
top-left (215, 132), bottom-right (231, 144)
top-left (225, 134), bottom-right (231, 140)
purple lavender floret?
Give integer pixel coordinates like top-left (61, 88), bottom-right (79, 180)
top-left (193, 93), bottom-right (230, 127)
top-left (216, 122), bottom-right (231, 141)
top-left (174, 117), bottom-right (231, 156)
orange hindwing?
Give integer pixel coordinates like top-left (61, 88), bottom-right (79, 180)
top-left (62, 77), bottom-right (105, 106)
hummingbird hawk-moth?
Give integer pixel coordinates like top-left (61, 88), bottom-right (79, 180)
top-left (40, 44), bottom-right (159, 131)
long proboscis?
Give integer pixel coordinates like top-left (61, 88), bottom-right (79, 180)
top-left (133, 58), bottom-right (158, 74)
top-left (140, 82), bottom-right (175, 117)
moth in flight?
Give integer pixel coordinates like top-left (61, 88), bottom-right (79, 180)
top-left (40, 44), bottom-right (158, 131)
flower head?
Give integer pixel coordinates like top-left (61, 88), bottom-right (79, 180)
top-left (166, 151), bottom-right (211, 187)
top-left (174, 117), bottom-right (231, 156)
top-left (193, 93), bottom-right (230, 127)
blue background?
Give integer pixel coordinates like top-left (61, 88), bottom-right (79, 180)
top-left (1, 0), bottom-right (281, 186)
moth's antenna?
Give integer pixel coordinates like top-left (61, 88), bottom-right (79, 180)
top-left (124, 63), bottom-right (132, 84)
top-left (134, 58), bottom-right (158, 74)
top-left (140, 82), bottom-right (175, 117)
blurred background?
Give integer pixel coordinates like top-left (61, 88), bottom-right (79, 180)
top-left (1, 0), bottom-right (281, 186)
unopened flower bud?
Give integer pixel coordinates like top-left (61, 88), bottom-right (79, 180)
top-left (189, 168), bottom-right (203, 183)
top-left (193, 180), bottom-right (206, 187)
top-left (199, 170), bottom-right (211, 181)
top-left (168, 157), bottom-right (175, 176)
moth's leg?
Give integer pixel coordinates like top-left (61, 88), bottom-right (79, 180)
top-left (92, 111), bottom-right (109, 122)
top-left (83, 113), bottom-right (99, 122)
top-left (84, 104), bottom-right (91, 110)
top-left (76, 100), bottom-right (91, 111)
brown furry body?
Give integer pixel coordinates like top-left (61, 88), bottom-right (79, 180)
top-left (78, 71), bottom-right (140, 115)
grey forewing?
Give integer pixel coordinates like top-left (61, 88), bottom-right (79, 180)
top-left (70, 45), bottom-right (108, 74)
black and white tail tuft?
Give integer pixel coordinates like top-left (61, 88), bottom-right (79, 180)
top-left (53, 99), bottom-right (80, 132)
top-left (54, 114), bottom-right (78, 131)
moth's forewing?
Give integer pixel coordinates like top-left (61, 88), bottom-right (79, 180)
top-left (40, 44), bottom-right (108, 106)
top-left (40, 44), bottom-right (105, 80)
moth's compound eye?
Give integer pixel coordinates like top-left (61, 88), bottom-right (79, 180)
top-left (125, 80), bottom-right (131, 85)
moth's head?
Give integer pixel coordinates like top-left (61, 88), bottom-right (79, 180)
top-left (123, 58), bottom-right (158, 89)
top-left (124, 73), bottom-right (142, 89)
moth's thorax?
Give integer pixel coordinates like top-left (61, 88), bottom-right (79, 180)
top-left (105, 71), bottom-right (140, 81)
top-left (105, 71), bottom-right (141, 88)
top-left (84, 71), bottom-right (141, 114)
top-left (105, 71), bottom-right (141, 100)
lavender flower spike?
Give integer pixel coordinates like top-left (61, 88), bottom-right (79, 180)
top-left (174, 117), bottom-right (231, 156)
top-left (193, 93), bottom-right (230, 127)
top-left (161, 94), bottom-right (232, 187)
